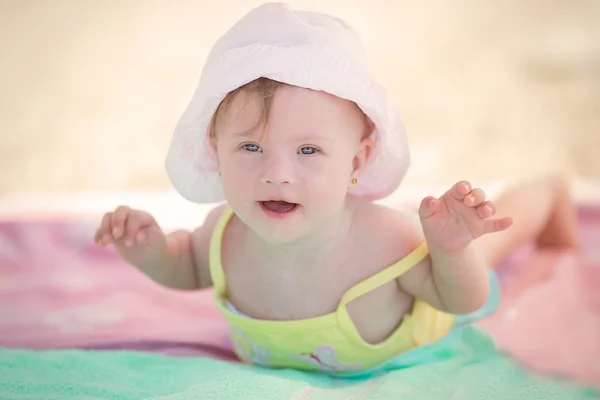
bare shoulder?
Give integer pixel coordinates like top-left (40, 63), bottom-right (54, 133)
top-left (190, 203), bottom-right (229, 287)
top-left (343, 200), bottom-right (427, 288)
top-left (354, 200), bottom-right (425, 259)
top-left (354, 200), bottom-right (439, 306)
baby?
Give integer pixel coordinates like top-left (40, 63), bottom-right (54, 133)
top-left (95, 3), bottom-right (578, 373)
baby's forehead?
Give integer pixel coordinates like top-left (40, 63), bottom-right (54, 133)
top-left (220, 85), bottom-right (366, 137)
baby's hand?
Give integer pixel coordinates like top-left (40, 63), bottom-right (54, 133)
top-left (94, 206), bottom-right (167, 262)
top-left (419, 181), bottom-right (513, 252)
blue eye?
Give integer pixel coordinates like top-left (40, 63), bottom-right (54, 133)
top-left (243, 143), bottom-right (261, 153)
top-left (299, 146), bottom-right (319, 155)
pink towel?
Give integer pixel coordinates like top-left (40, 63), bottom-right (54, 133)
top-left (0, 205), bottom-right (598, 384)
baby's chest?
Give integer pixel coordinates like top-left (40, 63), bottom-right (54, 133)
top-left (224, 261), bottom-right (352, 320)
top-left (222, 253), bottom-right (404, 325)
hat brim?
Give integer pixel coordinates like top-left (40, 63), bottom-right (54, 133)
top-left (165, 44), bottom-right (410, 204)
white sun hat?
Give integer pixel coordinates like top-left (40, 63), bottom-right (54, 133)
top-left (165, 2), bottom-right (410, 203)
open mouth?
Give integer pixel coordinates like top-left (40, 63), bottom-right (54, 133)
top-left (259, 201), bottom-right (299, 214)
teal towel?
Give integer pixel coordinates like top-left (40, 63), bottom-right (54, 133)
top-left (1, 327), bottom-right (597, 399)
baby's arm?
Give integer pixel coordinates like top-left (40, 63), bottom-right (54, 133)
top-left (397, 233), bottom-right (490, 314)
top-left (94, 204), bottom-right (226, 290)
top-left (396, 181), bottom-right (511, 314)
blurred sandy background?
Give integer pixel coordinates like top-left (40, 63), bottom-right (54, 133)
top-left (1, 0), bottom-right (599, 198)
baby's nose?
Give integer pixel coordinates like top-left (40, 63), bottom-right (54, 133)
top-left (261, 155), bottom-right (294, 185)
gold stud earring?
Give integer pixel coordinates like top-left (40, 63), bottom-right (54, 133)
top-left (351, 178), bottom-right (358, 185)
top-left (218, 172), bottom-right (222, 178)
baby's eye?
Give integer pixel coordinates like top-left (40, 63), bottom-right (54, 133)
top-left (243, 143), bottom-right (261, 153)
top-left (299, 146), bottom-right (319, 155)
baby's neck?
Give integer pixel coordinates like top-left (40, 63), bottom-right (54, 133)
top-left (243, 202), bottom-right (359, 270)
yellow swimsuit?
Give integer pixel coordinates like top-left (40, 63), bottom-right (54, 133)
top-left (209, 207), bottom-right (455, 372)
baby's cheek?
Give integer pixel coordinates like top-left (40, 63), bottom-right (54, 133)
top-left (309, 176), bottom-right (349, 203)
top-left (227, 152), bottom-right (261, 171)
top-left (221, 173), bottom-right (252, 203)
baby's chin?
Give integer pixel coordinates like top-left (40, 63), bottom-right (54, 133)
top-left (248, 213), bottom-right (316, 245)
top-left (232, 200), bottom-right (346, 243)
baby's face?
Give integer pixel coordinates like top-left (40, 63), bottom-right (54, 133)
top-left (214, 85), bottom-right (371, 243)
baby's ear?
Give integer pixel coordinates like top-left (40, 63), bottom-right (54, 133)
top-left (352, 136), bottom-right (374, 176)
top-left (353, 115), bottom-right (375, 172)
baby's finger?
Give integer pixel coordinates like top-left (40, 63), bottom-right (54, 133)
top-left (110, 206), bottom-right (131, 239)
top-left (93, 229), bottom-right (103, 246)
top-left (124, 212), bottom-right (156, 247)
top-left (476, 201), bottom-right (495, 218)
top-left (95, 213), bottom-right (113, 246)
top-left (450, 181), bottom-right (471, 200)
top-left (136, 225), bottom-right (164, 248)
top-left (465, 188), bottom-right (485, 207)
top-left (483, 216), bottom-right (513, 234)
top-left (419, 196), bottom-right (441, 219)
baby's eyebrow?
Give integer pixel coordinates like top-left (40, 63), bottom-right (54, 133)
top-left (230, 130), bottom-right (335, 144)
top-left (232, 125), bottom-right (260, 138)
top-left (294, 135), bottom-right (334, 143)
